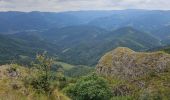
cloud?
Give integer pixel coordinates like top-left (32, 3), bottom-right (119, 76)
top-left (0, 0), bottom-right (169, 12)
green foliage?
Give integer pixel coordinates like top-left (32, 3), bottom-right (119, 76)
top-left (55, 67), bottom-right (68, 90)
top-left (0, 25), bottom-right (162, 66)
top-left (35, 52), bottom-right (54, 73)
top-left (139, 91), bottom-right (161, 100)
top-left (111, 96), bottom-right (133, 100)
top-left (64, 65), bottom-right (94, 77)
top-left (0, 33), bottom-right (56, 66)
top-left (64, 73), bottom-right (112, 100)
top-left (27, 53), bottom-right (56, 94)
top-left (54, 61), bottom-right (75, 71)
top-left (30, 75), bottom-right (51, 93)
top-left (51, 63), bottom-right (63, 71)
top-left (160, 47), bottom-right (170, 54)
top-left (8, 64), bottom-right (18, 72)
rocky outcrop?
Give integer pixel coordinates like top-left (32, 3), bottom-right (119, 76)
top-left (96, 47), bottom-right (170, 79)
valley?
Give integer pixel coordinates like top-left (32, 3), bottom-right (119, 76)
top-left (0, 9), bottom-right (170, 100)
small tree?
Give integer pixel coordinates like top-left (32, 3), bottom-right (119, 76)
top-left (36, 53), bottom-right (53, 83)
top-left (64, 73), bottom-right (112, 100)
top-left (31, 52), bottom-right (54, 93)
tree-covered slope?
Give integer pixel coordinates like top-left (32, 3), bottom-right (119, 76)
top-left (104, 27), bottom-right (161, 50)
top-left (0, 33), bottom-right (58, 65)
top-left (41, 26), bottom-right (161, 65)
top-left (0, 25), bottom-right (162, 66)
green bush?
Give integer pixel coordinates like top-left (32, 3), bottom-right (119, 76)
top-left (64, 73), bottom-right (112, 100)
top-left (24, 53), bottom-right (58, 94)
top-left (31, 75), bottom-right (51, 93)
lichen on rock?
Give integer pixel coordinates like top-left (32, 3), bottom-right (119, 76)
top-left (96, 47), bottom-right (170, 80)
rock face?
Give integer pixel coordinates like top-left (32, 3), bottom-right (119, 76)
top-left (96, 47), bottom-right (170, 79)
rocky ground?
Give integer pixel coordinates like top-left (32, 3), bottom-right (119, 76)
top-left (96, 47), bottom-right (170, 99)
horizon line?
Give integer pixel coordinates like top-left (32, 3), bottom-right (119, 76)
top-left (0, 9), bottom-right (170, 13)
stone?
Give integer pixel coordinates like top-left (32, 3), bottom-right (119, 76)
top-left (96, 47), bottom-right (170, 80)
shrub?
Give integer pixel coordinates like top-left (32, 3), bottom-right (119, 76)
top-left (64, 73), bottom-right (112, 100)
top-left (26, 53), bottom-right (56, 94)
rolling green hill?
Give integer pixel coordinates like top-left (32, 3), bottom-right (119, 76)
top-left (0, 26), bottom-right (162, 66)
top-left (46, 27), bottom-right (161, 65)
top-left (0, 10), bottom-right (170, 66)
top-left (105, 27), bottom-right (162, 50)
top-left (0, 34), bottom-right (58, 65)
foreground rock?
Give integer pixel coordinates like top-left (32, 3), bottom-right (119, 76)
top-left (96, 47), bottom-right (170, 79)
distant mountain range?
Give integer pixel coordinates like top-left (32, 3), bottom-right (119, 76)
top-left (1, 10), bottom-right (170, 33)
top-left (0, 11), bottom-right (113, 33)
top-left (0, 10), bottom-right (170, 65)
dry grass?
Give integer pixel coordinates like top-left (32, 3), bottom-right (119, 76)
top-left (0, 64), bottom-right (70, 100)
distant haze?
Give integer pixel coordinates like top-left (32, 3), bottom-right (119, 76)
top-left (0, 0), bottom-right (170, 12)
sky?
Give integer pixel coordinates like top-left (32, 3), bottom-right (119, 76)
top-left (0, 0), bottom-right (170, 12)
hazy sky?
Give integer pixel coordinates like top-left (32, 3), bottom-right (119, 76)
top-left (0, 0), bottom-right (169, 12)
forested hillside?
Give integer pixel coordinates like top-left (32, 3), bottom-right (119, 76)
top-left (0, 26), bottom-right (162, 65)
top-left (1, 10), bottom-right (170, 66)
top-left (1, 9), bottom-right (170, 100)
